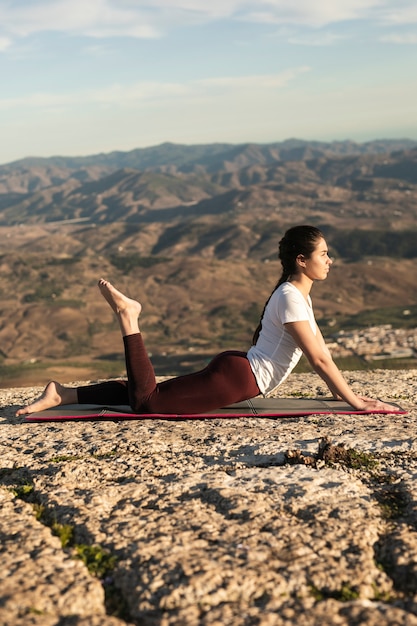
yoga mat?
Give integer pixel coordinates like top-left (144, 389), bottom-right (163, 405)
top-left (23, 397), bottom-right (406, 422)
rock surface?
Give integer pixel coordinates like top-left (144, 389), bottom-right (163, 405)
top-left (1, 369), bottom-right (417, 626)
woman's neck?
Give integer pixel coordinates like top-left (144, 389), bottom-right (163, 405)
top-left (288, 273), bottom-right (313, 300)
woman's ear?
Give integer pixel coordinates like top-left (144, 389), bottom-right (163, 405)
top-left (296, 254), bottom-right (306, 268)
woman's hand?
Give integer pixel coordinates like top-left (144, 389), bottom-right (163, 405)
top-left (355, 396), bottom-right (396, 412)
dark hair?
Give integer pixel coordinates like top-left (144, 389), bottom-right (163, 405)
top-left (252, 225), bottom-right (324, 344)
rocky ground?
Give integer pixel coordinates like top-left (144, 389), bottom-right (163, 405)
top-left (1, 369), bottom-right (417, 626)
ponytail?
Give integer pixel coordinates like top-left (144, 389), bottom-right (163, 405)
top-left (252, 271), bottom-right (290, 344)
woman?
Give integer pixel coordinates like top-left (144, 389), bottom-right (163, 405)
top-left (17, 225), bottom-right (393, 416)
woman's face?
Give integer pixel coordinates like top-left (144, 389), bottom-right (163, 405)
top-left (302, 237), bottom-right (333, 281)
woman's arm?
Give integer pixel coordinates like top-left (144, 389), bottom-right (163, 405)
top-left (284, 320), bottom-right (393, 411)
top-left (314, 323), bottom-right (341, 399)
top-left (315, 322), bottom-right (331, 356)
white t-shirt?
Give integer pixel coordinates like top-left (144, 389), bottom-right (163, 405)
top-left (247, 282), bottom-right (317, 396)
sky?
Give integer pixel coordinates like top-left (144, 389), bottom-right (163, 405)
top-left (0, 0), bottom-right (416, 164)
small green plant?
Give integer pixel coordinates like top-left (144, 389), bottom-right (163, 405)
top-left (33, 503), bottom-right (46, 521)
top-left (28, 608), bottom-right (46, 615)
top-left (11, 484), bottom-right (34, 498)
top-left (345, 449), bottom-right (379, 471)
top-left (75, 544), bottom-right (117, 579)
top-left (308, 585), bottom-right (324, 601)
top-left (318, 437), bottom-right (379, 471)
top-left (336, 584), bottom-right (360, 602)
top-left (371, 581), bottom-right (394, 603)
top-left (308, 583), bottom-right (359, 602)
top-left (52, 522), bottom-right (74, 548)
top-left (50, 454), bottom-right (84, 463)
top-left (376, 486), bottom-right (408, 520)
top-left (94, 450), bottom-right (118, 459)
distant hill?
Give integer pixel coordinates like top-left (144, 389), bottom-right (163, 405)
top-left (3, 138), bottom-right (417, 173)
top-left (0, 144), bottom-right (416, 237)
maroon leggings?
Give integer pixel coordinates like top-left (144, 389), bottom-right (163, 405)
top-left (77, 333), bottom-right (260, 414)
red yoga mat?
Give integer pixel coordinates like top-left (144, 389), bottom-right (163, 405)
top-left (23, 397), bottom-right (407, 422)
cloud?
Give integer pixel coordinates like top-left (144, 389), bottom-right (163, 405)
top-left (0, 0), bottom-right (411, 47)
top-left (378, 3), bottom-right (417, 25)
top-left (238, 0), bottom-right (386, 28)
top-left (0, 83), bottom-right (186, 111)
top-left (0, 68), bottom-right (310, 111)
top-left (287, 32), bottom-right (349, 46)
top-left (0, 36), bottom-right (11, 50)
top-left (197, 67), bottom-right (310, 89)
top-left (0, 0), bottom-right (161, 41)
top-left (380, 32), bottom-right (417, 44)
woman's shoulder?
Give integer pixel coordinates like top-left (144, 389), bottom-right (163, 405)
top-left (265, 283), bottom-right (293, 310)
top-left (274, 282), bottom-right (310, 308)
top-left (276, 281), bottom-right (301, 298)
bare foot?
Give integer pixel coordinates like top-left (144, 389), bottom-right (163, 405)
top-left (16, 381), bottom-right (77, 416)
top-left (98, 279), bottom-right (142, 316)
top-left (98, 278), bottom-right (142, 335)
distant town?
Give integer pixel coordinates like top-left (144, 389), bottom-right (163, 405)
top-left (328, 323), bottom-right (416, 362)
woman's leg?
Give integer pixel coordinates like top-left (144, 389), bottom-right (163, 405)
top-left (79, 340), bottom-right (260, 414)
top-left (16, 279), bottom-right (145, 416)
top-left (74, 278), bottom-right (154, 406)
top-left (116, 324), bottom-right (257, 413)
top-left (136, 350), bottom-right (260, 414)
top-left (76, 380), bottom-right (130, 405)
top-left (76, 331), bottom-right (157, 407)
top-left (17, 279), bottom-right (260, 416)
top-left (78, 292), bottom-right (260, 414)
top-left (84, 282), bottom-right (260, 413)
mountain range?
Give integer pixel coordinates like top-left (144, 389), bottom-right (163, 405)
top-left (0, 139), bottom-right (416, 386)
